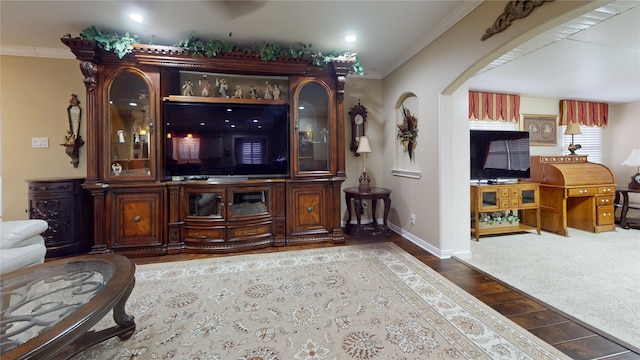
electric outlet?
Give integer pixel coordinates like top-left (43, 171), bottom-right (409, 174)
top-left (410, 213), bottom-right (416, 224)
top-left (31, 137), bottom-right (49, 148)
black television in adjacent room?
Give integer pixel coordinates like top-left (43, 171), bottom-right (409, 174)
top-left (164, 101), bottom-right (289, 179)
top-left (469, 130), bottom-right (531, 182)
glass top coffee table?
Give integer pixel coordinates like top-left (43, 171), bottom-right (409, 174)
top-left (1, 254), bottom-right (136, 359)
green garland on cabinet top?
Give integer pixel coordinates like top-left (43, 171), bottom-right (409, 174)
top-left (64, 26), bottom-right (365, 76)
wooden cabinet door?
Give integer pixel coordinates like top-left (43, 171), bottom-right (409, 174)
top-left (287, 183), bottom-right (329, 236)
top-left (104, 67), bottom-right (159, 182)
top-left (517, 185), bottom-right (539, 209)
top-left (477, 188), bottom-right (500, 211)
top-left (291, 78), bottom-right (336, 177)
top-left (109, 187), bottom-right (165, 251)
top-left (27, 178), bottom-right (93, 258)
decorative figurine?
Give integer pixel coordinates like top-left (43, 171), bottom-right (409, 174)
top-left (216, 78), bottom-right (228, 98)
top-left (182, 80), bottom-right (193, 96)
top-left (199, 75), bottom-right (211, 97)
top-left (272, 84), bottom-right (281, 100)
top-left (112, 162), bottom-right (122, 176)
top-left (263, 81), bottom-right (272, 100)
top-left (233, 85), bottom-right (243, 99)
top-left (64, 131), bottom-right (76, 145)
top-left (249, 85), bottom-right (258, 99)
top-left (117, 129), bottom-right (125, 143)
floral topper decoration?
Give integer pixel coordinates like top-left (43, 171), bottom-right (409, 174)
top-left (396, 106), bottom-right (418, 161)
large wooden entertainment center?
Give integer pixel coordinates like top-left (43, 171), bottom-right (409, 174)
top-left (62, 38), bottom-right (354, 255)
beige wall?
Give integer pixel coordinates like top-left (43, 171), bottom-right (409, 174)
top-left (606, 101), bottom-right (640, 213)
top-left (342, 77), bottom-right (384, 222)
top-left (380, 0), bottom-right (600, 256)
top-left (606, 101), bottom-right (640, 186)
top-left (1, 56), bottom-right (86, 220)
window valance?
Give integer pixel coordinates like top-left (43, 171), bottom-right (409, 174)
top-left (469, 91), bottom-right (520, 122)
top-left (559, 100), bottom-right (608, 127)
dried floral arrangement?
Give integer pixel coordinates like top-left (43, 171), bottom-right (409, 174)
top-left (396, 106), bottom-right (419, 160)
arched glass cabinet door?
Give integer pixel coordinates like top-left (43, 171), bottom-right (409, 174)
top-left (295, 81), bottom-right (330, 173)
top-left (107, 70), bottom-right (155, 180)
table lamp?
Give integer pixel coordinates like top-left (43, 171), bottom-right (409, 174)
top-left (356, 136), bottom-right (372, 192)
top-left (565, 122), bottom-right (582, 155)
top-left (622, 148), bottom-right (640, 189)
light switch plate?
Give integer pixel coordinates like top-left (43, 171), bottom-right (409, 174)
top-left (32, 137), bottom-right (49, 148)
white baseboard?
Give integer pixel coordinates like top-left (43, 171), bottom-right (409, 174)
top-left (387, 223), bottom-right (454, 259)
top-left (343, 218), bottom-right (467, 260)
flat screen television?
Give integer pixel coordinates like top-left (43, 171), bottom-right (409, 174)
top-left (470, 130), bottom-right (531, 182)
top-left (164, 101), bottom-right (289, 179)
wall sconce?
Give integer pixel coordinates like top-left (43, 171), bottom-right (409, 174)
top-left (564, 122), bottom-right (582, 155)
top-left (356, 136), bottom-right (372, 192)
top-left (60, 94), bottom-right (85, 168)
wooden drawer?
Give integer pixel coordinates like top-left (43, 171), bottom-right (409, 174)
top-left (596, 195), bottom-right (614, 206)
top-left (568, 187), bottom-right (596, 197)
top-left (228, 223), bottom-right (271, 241)
top-left (500, 188), bottom-right (510, 197)
top-left (597, 205), bottom-right (615, 225)
top-left (184, 227), bottom-right (225, 243)
top-left (500, 199), bottom-right (511, 208)
top-left (598, 186), bottom-right (615, 195)
top-left (509, 198), bottom-right (520, 208)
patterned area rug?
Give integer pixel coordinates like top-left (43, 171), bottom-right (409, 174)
top-left (74, 243), bottom-right (569, 359)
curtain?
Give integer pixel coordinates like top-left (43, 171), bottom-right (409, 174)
top-left (559, 100), bottom-right (608, 127)
top-left (469, 91), bottom-right (520, 122)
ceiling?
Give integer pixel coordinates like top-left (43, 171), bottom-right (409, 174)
top-left (469, 1), bottom-right (640, 104)
top-left (1, 1), bottom-right (638, 104)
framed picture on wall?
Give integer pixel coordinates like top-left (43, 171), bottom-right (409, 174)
top-left (520, 114), bottom-right (558, 145)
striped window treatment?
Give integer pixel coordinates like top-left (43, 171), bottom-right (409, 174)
top-left (559, 100), bottom-right (608, 127)
top-left (469, 91), bottom-right (520, 122)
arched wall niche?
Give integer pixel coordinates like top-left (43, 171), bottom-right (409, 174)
top-left (393, 92), bottom-right (420, 175)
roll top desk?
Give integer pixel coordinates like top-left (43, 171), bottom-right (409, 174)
top-left (525, 155), bottom-right (616, 236)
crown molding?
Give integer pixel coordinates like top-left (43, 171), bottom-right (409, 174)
top-left (0, 45), bottom-right (74, 59)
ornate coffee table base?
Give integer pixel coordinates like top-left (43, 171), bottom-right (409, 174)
top-left (57, 279), bottom-right (136, 359)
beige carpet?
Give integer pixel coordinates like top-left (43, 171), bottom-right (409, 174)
top-left (73, 243), bottom-right (569, 359)
top-left (457, 227), bottom-right (640, 348)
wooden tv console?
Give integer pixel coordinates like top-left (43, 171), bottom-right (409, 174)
top-left (470, 182), bottom-right (541, 241)
top-left (61, 38), bottom-right (355, 255)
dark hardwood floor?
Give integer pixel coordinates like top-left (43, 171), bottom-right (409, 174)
top-left (131, 230), bottom-right (640, 359)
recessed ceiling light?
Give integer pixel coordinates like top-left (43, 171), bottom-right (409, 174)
top-left (129, 102), bottom-right (137, 107)
top-left (345, 35), bottom-right (356, 43)
top-left (129, 13), bottom-right (144, 23)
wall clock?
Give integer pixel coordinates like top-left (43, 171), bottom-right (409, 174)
top-left (349, 101), bottom-right (368, 156)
